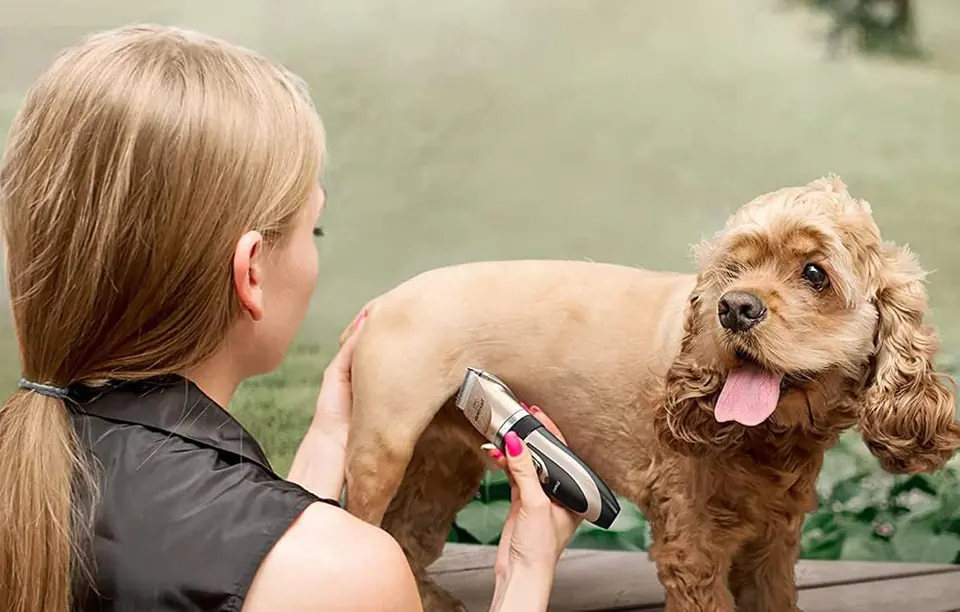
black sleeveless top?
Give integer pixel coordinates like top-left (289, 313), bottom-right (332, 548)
top-left (67, 375), bottom-right (338, 612)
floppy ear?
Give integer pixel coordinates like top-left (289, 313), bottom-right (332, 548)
top-left (859, 244), bottom-right (960, 474)
top-left (654, 278), bottom-right (742, 457)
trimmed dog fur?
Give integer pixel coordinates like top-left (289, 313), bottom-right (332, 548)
top-left (339, 176), bottom-right (960, 611)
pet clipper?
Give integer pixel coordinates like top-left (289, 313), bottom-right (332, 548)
top-left (454, 366), bottom-right (621, 529)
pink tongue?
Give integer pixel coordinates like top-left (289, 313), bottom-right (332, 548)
top-left (714, 363), bottom-right (783, 426)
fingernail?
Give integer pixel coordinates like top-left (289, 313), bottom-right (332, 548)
top-left (480, 443), bottom-right (502, 460)
top-left (528, 405), bottom-right (540, 414)
top-left (505, 432), bottom-right (523, 457)
top-left (353, 310), bottom-right (368, 333)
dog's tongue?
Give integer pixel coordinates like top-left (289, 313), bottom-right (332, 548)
top-left (714, 363), bottom-right (783, 426)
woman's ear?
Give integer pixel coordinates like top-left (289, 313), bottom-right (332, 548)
top-left (654, 278), bottom-right (741, 457)
top-left (859, 243), bottom-right (960, 473)
top-left (232, 230), bottom-right (265, 321)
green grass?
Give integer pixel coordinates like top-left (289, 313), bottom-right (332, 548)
top-left (1, 0), bottom-right (960, 563)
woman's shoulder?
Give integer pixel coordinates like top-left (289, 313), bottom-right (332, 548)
top-left (242, 500), bottom-right (423, 612)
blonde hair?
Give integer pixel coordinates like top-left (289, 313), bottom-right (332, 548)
top-left (0, 24), bottom-right (325, 612)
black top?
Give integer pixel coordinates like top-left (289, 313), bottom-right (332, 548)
top-left (66, 375), bottom-right (337, 612)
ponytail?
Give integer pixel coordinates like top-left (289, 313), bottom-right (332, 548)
top-left (0, 387), bottom-right (98, 612)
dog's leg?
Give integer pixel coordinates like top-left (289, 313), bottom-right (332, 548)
top-left (728, 504), bottom-right (807, 611)
top-left (381, 406), bottom-right (486, 612)
top-left (343, 354), bottom-right (459, 526)
top-left (728, 529), bottom-right (803, 612)
top-left (344, 427), bottom-right (416, 526)
top-left (643, 480), bottom-right (750, 612)
top-left (729, 533), bottom-right (802, 611)
top-left (728, 465), bottom-right (819, 612)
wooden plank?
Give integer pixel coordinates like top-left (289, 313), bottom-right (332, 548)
top-left (430, 544), bottom-right (960, 612)
top-left (797, 571), bottom-right (960, 612)
top-left (430, 543), bottom-right (594, 573)
top-left (615, 571), bottom-right (960, 612)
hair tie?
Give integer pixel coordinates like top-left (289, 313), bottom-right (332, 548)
top-left (18, 378), bottom-right (70, 399)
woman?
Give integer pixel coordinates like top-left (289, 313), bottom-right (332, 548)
top-left (0, 24), bottom-right (582, 612)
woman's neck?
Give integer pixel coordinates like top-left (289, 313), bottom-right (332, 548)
top-left (182, 351), bottom-right (244, 409)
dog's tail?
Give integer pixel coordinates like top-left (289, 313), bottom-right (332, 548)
top-left (339, 298), bottom-right (377, 347)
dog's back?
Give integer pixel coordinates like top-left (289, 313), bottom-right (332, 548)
top-left (344, 258), bottom-right (694, 386)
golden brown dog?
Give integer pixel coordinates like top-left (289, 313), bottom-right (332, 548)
top-left (339, 176), bottom-right (960, 612)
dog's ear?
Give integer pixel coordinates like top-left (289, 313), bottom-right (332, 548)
top-left (654, 278), bottom-right (741, 457)
top-left (859, 243), bottom-right (960, 473)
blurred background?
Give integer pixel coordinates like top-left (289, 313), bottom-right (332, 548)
top-left (1, 0), bottom-right (959, 564)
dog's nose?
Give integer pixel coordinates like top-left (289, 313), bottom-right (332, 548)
top-left (718, 291), bottom-right (766, 332)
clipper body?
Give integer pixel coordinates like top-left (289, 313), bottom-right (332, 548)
top-left (455, 367), bottom-right (621, 528)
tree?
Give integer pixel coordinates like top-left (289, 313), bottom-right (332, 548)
top-left (789, 0), bottom-right (924, 59)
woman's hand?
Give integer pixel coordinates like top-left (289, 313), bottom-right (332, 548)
top-left (287, 308), bottom-right (367, 500)
top-left (311, 308), bottom-right (367, 446)
top-left (485, 405), bottom-right (583, 611)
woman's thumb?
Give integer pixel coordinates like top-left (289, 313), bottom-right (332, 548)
top-left (503, 432), bottom-right (548, 505)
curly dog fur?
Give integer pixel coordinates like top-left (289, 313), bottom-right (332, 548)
top-left (339, 176), bottom-right (960, 611)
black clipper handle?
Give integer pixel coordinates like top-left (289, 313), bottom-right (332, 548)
top-left (506, 414), bottom-right (621, 529)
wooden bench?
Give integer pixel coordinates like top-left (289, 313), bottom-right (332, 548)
top-left (430, 543), bottom-right (960, 611)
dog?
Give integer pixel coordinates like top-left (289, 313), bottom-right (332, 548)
top-left (339, 176), bottom-right (960, 611)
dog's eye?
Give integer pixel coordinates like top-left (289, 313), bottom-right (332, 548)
top-left (313, 226), bottom-right (325, 237)
top-left (801, 263), bottom-right (829, 291)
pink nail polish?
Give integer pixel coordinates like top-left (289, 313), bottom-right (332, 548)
top-left (505, 432), bottom-right (523, 457)
top-left (488, 449), bottom-right (503, 460)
